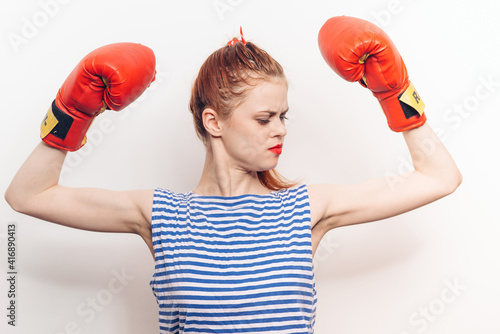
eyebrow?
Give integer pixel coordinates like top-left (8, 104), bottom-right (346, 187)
top-left (257, 108), bottom-right (289, 116)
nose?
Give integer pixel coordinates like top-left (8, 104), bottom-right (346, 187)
top-left (271, 118), bottom-right (287, 138)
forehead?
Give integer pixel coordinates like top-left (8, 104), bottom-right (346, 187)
top-left (239, 79), bottom-right (289, 113)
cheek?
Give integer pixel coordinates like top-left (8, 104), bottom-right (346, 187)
top-left (229, 120), bottom-right (267, 147)
top-left (239, 126), bottom-right (269, 151)
top-left (225, 130), bottom-right (268, 161)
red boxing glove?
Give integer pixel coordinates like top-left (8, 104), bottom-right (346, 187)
top-left (318, 16), bottom-right (426, 132)
top-left (40, 43), bottom-right (156, 151)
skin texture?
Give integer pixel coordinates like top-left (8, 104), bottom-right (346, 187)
top-left (5, 80), bottom-right (462, 258)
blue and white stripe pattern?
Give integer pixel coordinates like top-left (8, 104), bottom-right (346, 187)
top-left (150, 184), bottom-right (316, 333)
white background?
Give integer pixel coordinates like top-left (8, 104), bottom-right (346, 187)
top-left (1, 0), bottom-right (499, 333)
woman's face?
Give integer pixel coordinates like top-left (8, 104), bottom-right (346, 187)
top-left (220, 79), bottom-right (289, 172)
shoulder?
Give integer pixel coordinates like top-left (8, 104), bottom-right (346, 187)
top-left (152, 187), bottom-right (192, 202)
top-left (306, 183), bottom-right (347, 229)
top-left (150, 187), bottom-right (198, 213)
top-left (272, 184), bottom-right (310, 205)
top-left (276, 184), bottom-right (308, 197)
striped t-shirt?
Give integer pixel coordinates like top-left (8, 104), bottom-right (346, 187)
top-left (150, 184), bottom-right (317, 333)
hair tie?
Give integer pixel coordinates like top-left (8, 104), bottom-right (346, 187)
top-left (227, 26), bottom-right (247, 46)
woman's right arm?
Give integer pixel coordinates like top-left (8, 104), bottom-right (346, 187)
top-left (5, 142), bottom-right (154, 253)
top-left (4, 43), bottom-right (158, 254)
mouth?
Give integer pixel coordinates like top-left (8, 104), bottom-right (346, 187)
top-left (268, 144), bottom-right (283, 155)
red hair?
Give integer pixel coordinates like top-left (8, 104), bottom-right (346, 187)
top-left (189, 38), bottom-right (297, 191)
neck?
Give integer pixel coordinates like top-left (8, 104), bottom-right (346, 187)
top-left (193, 142), bottom-right (270, 197)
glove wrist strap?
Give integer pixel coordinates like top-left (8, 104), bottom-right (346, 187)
top-left (378, 82), bottom-right (427, 132)
top-left (40, 100), bottom-right (93, 151)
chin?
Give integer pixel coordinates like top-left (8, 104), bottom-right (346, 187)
top-left (256, 162), bottom-right (279, 172)
top-left (245, 155), bottom-right (280, 173)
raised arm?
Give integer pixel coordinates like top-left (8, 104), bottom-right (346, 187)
top-left (308, 122), bottom-right (461, 231)
top-left (309, 16), bottom-right (461, 238)
top-left (5, 142), bottom-right (153, 237)
top-left (5, 43), bottom-right (157, 254)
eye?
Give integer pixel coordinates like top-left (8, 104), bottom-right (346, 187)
top-left (280, 114), bottom-right (288, 121)
top-left (257, 119), bottom-right (270, 125)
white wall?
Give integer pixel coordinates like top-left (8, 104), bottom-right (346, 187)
top-left (1, 0), bottom-right (499, 333)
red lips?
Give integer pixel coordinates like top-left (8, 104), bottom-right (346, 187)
top-left (269, 144), bottom-right (283, 155)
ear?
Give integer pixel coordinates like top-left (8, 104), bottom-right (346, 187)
top-left (202, 108), bottom-right (223, 138)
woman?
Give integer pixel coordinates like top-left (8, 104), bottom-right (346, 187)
top-left (5, 18), bottom-right (461, 334)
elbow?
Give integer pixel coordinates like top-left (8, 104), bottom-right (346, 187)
top-left (4, 187), bottom-right (27, 214)
top-left (455, 170), bottom-right (464, 190)
top-left (441, 169), bottom-right (463, 196)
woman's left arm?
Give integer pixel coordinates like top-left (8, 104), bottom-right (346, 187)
top-left (308, 122), bottom-right (462, 231)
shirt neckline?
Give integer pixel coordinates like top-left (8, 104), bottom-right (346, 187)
top-left (185, 184), bottom-right (304, 200)
top-left (187, 190), bottom-right (279, 200)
